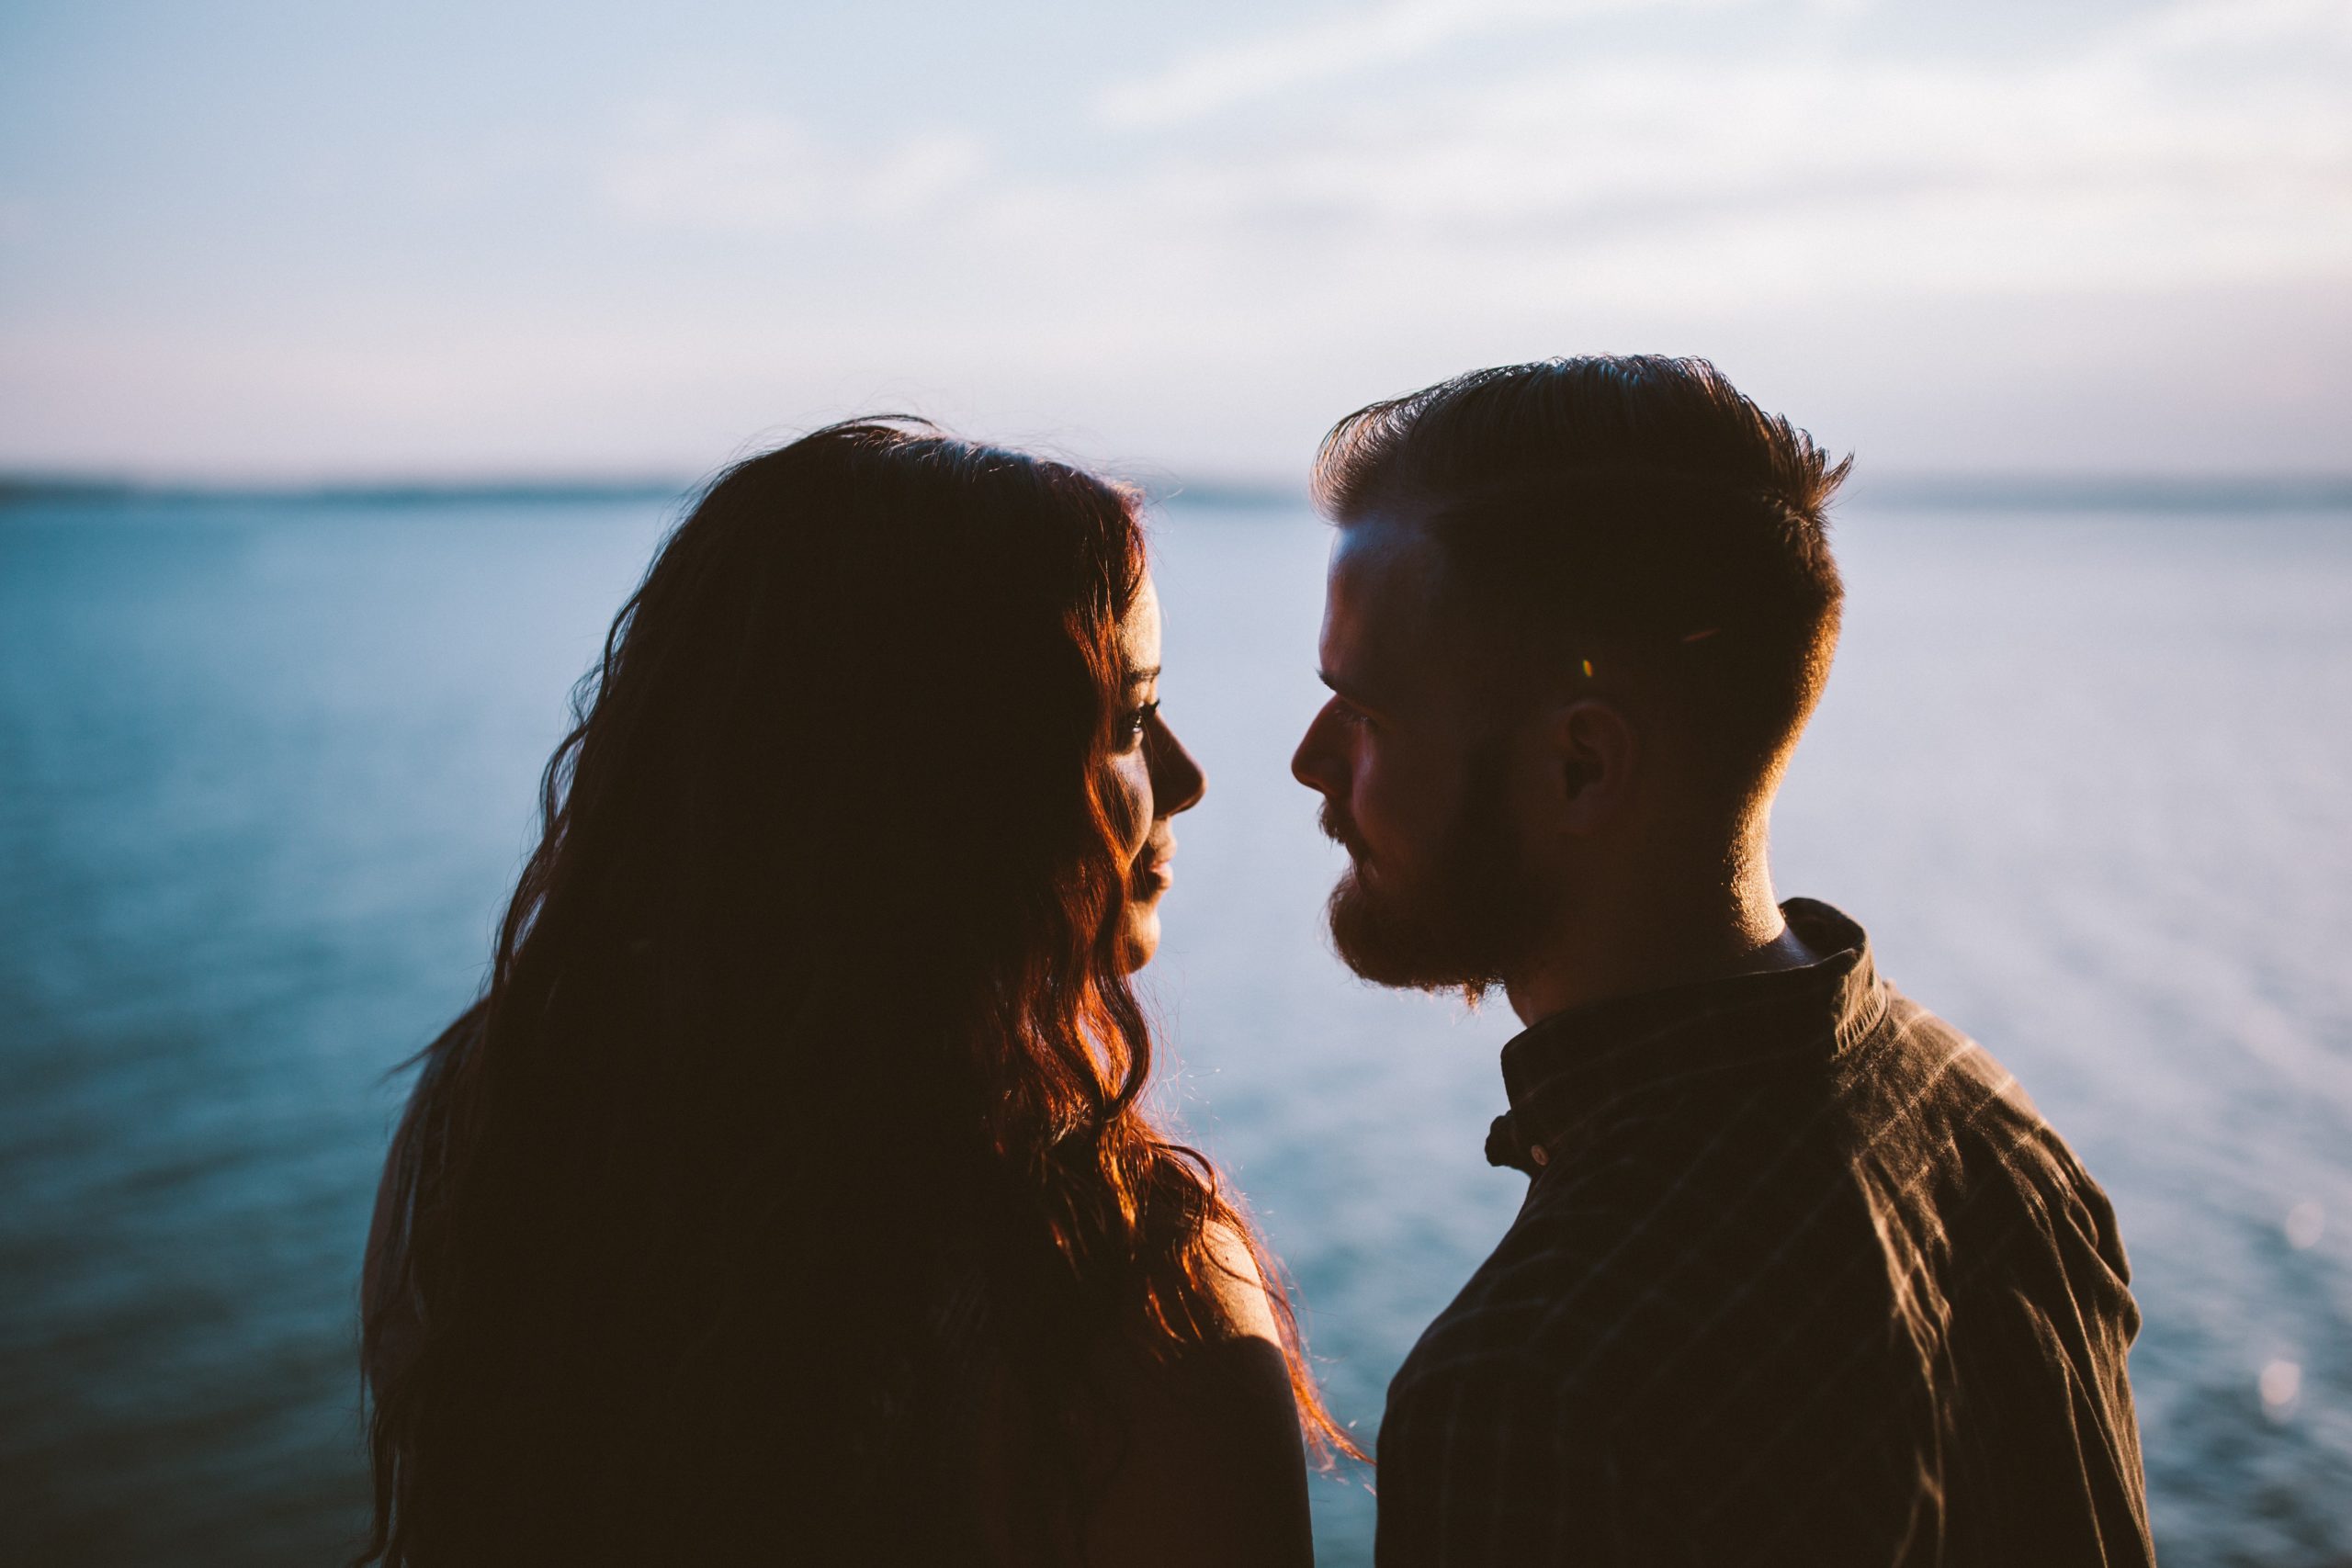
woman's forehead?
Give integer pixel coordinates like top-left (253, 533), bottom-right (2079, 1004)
top-left (1119, 572), bottom-right (1163, 671)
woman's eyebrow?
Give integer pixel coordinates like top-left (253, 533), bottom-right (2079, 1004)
top-left (1124, 666), bottom-right (1162, 687)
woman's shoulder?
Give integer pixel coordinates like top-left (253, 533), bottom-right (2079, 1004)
top-left (1193, 1220), bottom-right (1285, 1345)
top-left (1078, 1222), bottom-right (1313, 1568)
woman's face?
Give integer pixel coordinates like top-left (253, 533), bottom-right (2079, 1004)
top-left (1107, 573), bottom-right (1207, 970)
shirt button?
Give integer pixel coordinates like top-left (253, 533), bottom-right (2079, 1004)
top-left (1530, 1144), bottom-right (1549, 1167)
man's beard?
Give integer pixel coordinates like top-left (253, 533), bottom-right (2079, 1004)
top-left (1322, 742), bottom-right (1553, 1000)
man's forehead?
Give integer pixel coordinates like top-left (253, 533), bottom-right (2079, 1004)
top-left (1330, 510), bottom-right (1443, 608)
top-left (1324, 511), bottom-right (1450, 690)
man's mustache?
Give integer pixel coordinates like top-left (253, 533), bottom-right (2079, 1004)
top-left (1318, 800), bottom-right (1368, 860)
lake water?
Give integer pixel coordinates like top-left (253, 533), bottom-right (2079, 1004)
top-left (2, 491), bottom-right (2346, 1565)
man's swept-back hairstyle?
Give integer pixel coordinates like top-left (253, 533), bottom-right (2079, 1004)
top-left (360, 420), bottom-right (1351, 1567)
top-left (1314, 355), bottom-right (1849, 811)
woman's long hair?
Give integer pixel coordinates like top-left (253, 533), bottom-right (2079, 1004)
top-left (359, 421), bottom-right (1354, 1565)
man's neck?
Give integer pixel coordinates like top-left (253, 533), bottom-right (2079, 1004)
top-left (1501, 871), bottom-right (1815, 1029)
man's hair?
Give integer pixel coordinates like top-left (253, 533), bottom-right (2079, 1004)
top-left (1313, 355), bottom-right (1849, 813)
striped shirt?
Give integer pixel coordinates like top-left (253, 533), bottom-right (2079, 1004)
top-left (1375, 899), bottom-right (2153, 1567)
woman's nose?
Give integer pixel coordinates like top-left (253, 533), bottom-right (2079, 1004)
top-left (1148, 714), bottom-right (1207, 817)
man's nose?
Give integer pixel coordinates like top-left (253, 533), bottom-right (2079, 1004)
top-left (1291, 702), bottom-right (1343, 795)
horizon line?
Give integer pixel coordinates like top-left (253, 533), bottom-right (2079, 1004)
top-left (6, 469), bottom-right (2352, 513)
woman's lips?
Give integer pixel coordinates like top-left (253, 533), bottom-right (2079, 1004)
top-left (1135, 840), bottom-right (1177, 890)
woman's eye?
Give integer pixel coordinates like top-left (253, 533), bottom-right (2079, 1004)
top-left (1121, 699), bottom-right (1160, 746)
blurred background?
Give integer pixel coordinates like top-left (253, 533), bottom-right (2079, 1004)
top-left (3, 2), bottom-right (2347, 1564)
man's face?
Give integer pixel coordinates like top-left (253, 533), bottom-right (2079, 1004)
top-left (1289, 513), bottom-right (1550, 995)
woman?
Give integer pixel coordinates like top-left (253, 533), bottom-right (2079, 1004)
top-left (359, 420), bottom-right (1351, 1566)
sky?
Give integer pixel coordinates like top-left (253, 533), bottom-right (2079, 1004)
top-left (2, 0), bottom-right (2347, 484)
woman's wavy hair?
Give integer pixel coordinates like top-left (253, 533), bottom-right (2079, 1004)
top-left (359, 420), bottom-right (1354, 1566)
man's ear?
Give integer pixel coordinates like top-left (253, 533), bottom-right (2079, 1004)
top-left (1535, 697), bottom-right (1638, 834)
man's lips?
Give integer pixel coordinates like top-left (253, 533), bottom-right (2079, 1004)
top-left (1318, 801), bottom-right (1368, 861)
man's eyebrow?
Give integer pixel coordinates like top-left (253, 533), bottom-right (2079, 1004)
top-left (1124, 666), bottom-right (1161, 687)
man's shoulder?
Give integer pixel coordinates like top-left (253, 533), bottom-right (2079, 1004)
top-left (1865, 991), bottom-right (2126, 1247)
top-left (1392, 986), bottom-right (2120, 1410)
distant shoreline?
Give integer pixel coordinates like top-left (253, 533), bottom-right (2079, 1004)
top-left (0, 476), bottom-right (698, 509)
top-left (1844, 473), bottom-right (2352, 513)
top-left (6, 472), bottom-right (2350, 513)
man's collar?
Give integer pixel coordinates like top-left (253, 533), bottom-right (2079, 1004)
top-left (1485, 898), bottom-right (1885, 1176)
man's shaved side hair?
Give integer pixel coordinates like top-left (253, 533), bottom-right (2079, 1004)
top-left (1313, 355), bottom-right (1850, 818)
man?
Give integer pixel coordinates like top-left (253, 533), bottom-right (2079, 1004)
top-left (1290, 357), bottom-right (2152, 1565)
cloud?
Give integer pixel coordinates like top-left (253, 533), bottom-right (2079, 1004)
top-left (1092, 0), bottom-right (1758, 129)
top-left (2137, 0), bottom-right (2352, 51)
top-left (1058, 0), bottom-right (2352, 311)
top-left (10, 0), bottom-right (2346, 475)
top-left (607, 110), bottom-right (986, 231)
top-left (578, 0), bottom-right (2346, 361)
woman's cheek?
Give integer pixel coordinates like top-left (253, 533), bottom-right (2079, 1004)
top-left (1105, 753), bottom-right (1152, 853)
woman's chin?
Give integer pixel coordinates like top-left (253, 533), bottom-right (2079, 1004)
top-left (1118, 907), bottom-right (1164, 973)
